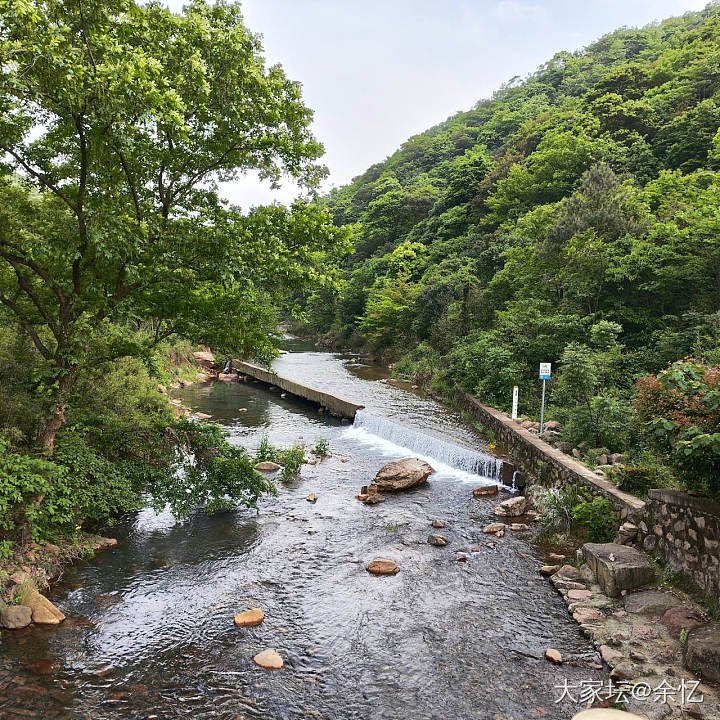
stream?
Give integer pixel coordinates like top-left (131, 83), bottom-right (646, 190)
top-left (0, 346), bottom-right (604, 720)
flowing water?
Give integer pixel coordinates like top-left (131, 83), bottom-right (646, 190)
top-left (0, 348), bottom-right (603, 720)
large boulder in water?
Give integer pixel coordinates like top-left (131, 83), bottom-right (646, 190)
top-left (371, 458), bottom-right (434, 491)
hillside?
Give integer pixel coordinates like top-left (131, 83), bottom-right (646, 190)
top-left (303, 2), bottom-right (720, 434)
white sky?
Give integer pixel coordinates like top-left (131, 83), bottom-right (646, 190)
top-left (164, 0), bottom-right (710, 208)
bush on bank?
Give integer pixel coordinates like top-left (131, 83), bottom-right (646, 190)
top-left (0, 336), bottom-right (275, 543)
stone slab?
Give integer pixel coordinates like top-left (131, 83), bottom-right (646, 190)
top-left (583, 543), bottom-right (654, 598)
top-left (623, 590), bottom-right (682, 616)
top-left (233, 361), bottom-right (364, 419)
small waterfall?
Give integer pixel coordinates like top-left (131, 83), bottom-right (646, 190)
top-left (352, 409), bottom-right (503, 481)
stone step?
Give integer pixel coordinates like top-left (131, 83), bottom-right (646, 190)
top-left (582, 543), bottom-right (655, 598)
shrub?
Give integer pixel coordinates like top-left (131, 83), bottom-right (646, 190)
top-left (253, 437), bottom-right (306, 480)
top-left (539, 486), bottom-right (584, 537)
top-left (571, 497), bottom-right (618, 543)
top-left (255, 435), bottom-right (279, 463)
top-left (312, 437), bottom-right (330, 458)
top-left (539, 486), bottom-right (618, 543)
top-left (278, 445), bottom-right (306, 480)
top-left (605, 464), bottom-right (678, 498)
top-left (634, 359), bottom-right (720, 497)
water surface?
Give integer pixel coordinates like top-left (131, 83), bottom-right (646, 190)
top-left (0, 351), bottom-right (603, 719)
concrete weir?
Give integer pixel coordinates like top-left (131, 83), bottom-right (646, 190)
top-left (232, 360), bottom-right (364, 420)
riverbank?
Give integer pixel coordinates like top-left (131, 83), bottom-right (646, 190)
top-left (0, 534), bottom-right (118, 628)
top-left (493, 485), bottom-right (720, 718)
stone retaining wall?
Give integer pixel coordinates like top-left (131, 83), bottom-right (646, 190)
top-left (453, 387), bottom-right (645, 519)
top-left (642, 489), bottom-right (720, 595)
top-left (454, 387), bottom-right (720, 596)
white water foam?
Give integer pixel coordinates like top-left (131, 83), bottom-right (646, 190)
top-left (343, 409), bottom-right (504, 485)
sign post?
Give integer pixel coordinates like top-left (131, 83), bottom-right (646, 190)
top-left (511, 385), bottom-right (519, 420)
top-left (539, 363), bottom-right (551, 435)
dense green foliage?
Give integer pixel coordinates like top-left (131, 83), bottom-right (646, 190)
top-left (0, 334), bottom-right (278, 542)
top-left (635, 359), bottom-right (720, 496)
top-left (539, 486), bottom-right (619, 544)
top-left (0, 0), bottom-right (346, 540)
top-left (303, 3), bottom-right (720, 496)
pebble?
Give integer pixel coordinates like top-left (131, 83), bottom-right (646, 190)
top-left (482, 522), bottom-right (506, 534)
top-left (472, 485), bottom-right (499, 498)
top-left (234, 609), bottom-right (265, 627)
top-left (253, 649), bottom-right (284, 670)
top-left (366, 559), bottom-right (399, 576)
top-left (431, 520), bottom-right (445, 529)
top-left (545, 648), bottom-right (563, 664)
top-left (427, 534), bottom-right (448, 546)
top-left (541, 565), bottom-right (561, 575)
top-left (306, 493), bottom-right (318, 503)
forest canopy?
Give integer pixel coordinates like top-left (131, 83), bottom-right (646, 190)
top-left (0, 0), bottom-right (346, 541)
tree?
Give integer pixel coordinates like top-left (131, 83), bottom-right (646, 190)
top-left (0, 0), bottom-right (344, 451)
top-left (553, 322), bottom-right (630, 449)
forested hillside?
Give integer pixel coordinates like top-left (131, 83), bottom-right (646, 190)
top-left (302, 2), bottom-right (720, 496)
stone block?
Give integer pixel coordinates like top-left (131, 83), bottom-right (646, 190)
top-left (582, 543), bottom-right (655, 598)
top-left (623, 590), bottom-right (682, 616)
top-left (0, 605), bottom-right (32, 629)
top-left (684, 623), bottom-right (720, 683)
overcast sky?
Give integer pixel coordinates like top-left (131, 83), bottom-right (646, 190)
top-left (164, 0), bottom-right (709, 208)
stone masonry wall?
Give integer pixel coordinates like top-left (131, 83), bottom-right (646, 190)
top-left (453, 387), bottom-right (646, 519)
top-left (642, 489), bottom-right (720, 596)
top-left (454, 387), bottom-right (720, 596)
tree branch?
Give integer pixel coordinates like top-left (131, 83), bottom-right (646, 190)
top-left (0, 245), bottom-right (69, 307)
top-left (6, 261), bottom-right (61, 341)
top-left (113, 145), bottom-right (143, 222)
top-left (72, 114), bottom-right (88, 298)
top-left (1, 146), bottom-right (78, 214)
top-left (0, 292), bottom-right (53, 360)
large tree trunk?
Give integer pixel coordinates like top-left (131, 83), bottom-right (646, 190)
top-left (37, 405), bottom-right (67, 453)
top-left (37, 371), bottom-right (73, 454)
